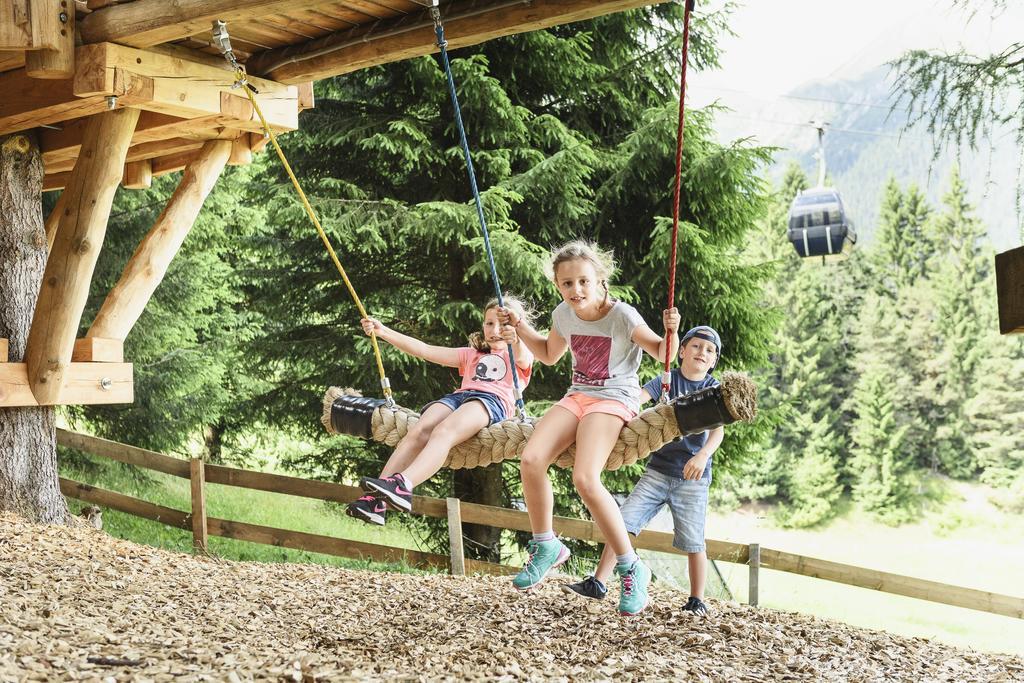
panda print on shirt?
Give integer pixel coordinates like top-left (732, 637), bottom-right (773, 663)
top-left (473, 354), bottom-right (508, 383)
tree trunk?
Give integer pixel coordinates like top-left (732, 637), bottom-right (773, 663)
top-left (203, 421), bottom-right (224, 464)
top-left (453, 465), bottom-right (505, 563)
top-left (0, 133), bottom-right (67, 524)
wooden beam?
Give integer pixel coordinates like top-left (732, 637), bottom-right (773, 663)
top-left (78, 0), bottom-right (361, 48)
top-left (996, 246), bottom-right (1024, 335)
top-left (0, 50), bottom-right (27, 73)
top-left (0, 66), bottom-right (126, 136)
top-left (44, 189), bottom-right (64, 250)
top-left (23, 107), bottom-right (139, 405)
top-left (190, 458), bottom-right (208, 551)
top-left (45, 135), bottom-right (214, 175)
top-left (72, 337), bottom-right (123, 362)
top-left (42, 170), bottom-right (70, 191)
top-left (41, 111), bottom-right (222, 170)
top-left (0, 362), bottom-right (133, 406)
top-left (74, 42), bottom-right (299, 133)
top-left (122, 158), bottom-right (152, 188)
top-left (253, 0), bottom-right (670, 84)
top-left (87, 139), bottom-right (231, 341)
top-left (227, 135), bottom-right (251, 166)
top-left (1, 0), bottom-right (61, 50)
top-left (59, 477), bottom-right (190, 528)
top-left (25, 0), bottom-right (75, 79)
top-left (57, 427), bottom-right (191, 477)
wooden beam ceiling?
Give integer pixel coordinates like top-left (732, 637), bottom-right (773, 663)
top-left (78, 0), bottom-right (370, 48)
top-left (248, 0), bottom-right (670, 84)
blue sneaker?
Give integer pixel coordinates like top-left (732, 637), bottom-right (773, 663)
top-left (512, 538), bottom-right (570, 591)
top-left (616, 559), bottom-right (652, 615)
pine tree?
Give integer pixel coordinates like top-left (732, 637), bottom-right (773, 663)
top-left (846, 295), bottom-right (919, 523)
top-left (922, 167), bottom-right (991, 477)
top-left (871, 178), bottom-right (932, 296)
top-left (966, 332), bottom-right (1024, 486)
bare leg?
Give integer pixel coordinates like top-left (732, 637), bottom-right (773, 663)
top-left (379, 403), bottom-right (452, 477)
top-left (572, 412), bottom-right (632, 557)
top-left (688, 551), bottom-right (707, 600)
top-left (594, 543), bottom-right (617, 584)
top-left (401, 401), bottom-right (490, 487)
top-left (519, 406), bottom-right (579, 534)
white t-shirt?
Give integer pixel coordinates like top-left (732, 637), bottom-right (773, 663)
top-left (551, 300), bottom-right (648, 413)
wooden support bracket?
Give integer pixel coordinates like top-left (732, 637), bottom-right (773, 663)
top-left (0, 362), bottom-right (133, 406)
top-left (996, 246), bottom-right (1024, 335)
top-left (74, 43), bottom-right (299, 133)
top-left (447, 497), bottom-right (465, 577)
top-left (88, 139), bottom-right (231, 341)
top-left (72, 337), bottom-right (123, 362)
top-left (122, 158), bottom-right (152, 189)
top-left (0, 338), bottom-right (7, 363)
top-left (23, 107), bottom-right (140, 405)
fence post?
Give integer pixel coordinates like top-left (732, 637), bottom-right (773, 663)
top-left (190, 458), bottom-right (208, 552)
top-left (446, 497), bottom-right (465, 576)
top-left (748, 542), bottom-right (760, 606)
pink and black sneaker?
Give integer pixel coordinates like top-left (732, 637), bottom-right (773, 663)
top-left (346, 494), bottom-right (387, 526)
top-left (360, 475), bottom-right (413, 513)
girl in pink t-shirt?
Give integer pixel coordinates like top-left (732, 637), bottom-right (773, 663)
top-left (347, 297), bottom-right (534, 527)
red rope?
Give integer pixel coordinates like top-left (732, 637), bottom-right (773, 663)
top-left (663, 0), bottom-right (694, 394)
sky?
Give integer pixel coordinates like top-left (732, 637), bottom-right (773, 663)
top-left (689, 0), bottom-right (1024, 107)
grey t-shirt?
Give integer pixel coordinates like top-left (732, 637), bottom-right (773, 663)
top-left (551, 300), bottom-right (649, 414)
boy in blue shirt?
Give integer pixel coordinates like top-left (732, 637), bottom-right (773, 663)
top-left (562, 326), bottom-right (724, 616)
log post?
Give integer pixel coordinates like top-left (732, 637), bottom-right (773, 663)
top-left (748, 542), bottom-right (760, 607)
top-left (23, 107), bottom-right (140, 405)
top-left (87, 139), bottom-right (231, 341)
top-left (43, 190), bottom-right (65, 251)
top-left (447, 497), bottom-right (465, 576)
top-left (190, 457), bottom-right (208, 552)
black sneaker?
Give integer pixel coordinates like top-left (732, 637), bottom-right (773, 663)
top-left (360, 475), bottom-right (413, 513)
top-left (346, 494), bottom-right (387, 526)
top-left (561, 575), bottom-right (608, 600)
top-left (683, 596), bottom-right (710, 616)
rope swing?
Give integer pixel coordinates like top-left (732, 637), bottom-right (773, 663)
top-left (323, 371), bottom-right (757, 470)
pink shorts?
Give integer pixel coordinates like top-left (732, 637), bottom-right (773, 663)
top-left (555, 393), bottom-right (636, 423)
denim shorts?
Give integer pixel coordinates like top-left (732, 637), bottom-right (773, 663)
top-left (424, 390), bottom-right (507, 426)
top-left (618, 468), bottom-right (710, 553)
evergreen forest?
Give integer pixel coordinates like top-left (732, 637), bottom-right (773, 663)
top-left (66, 5), bottom-right (1024, 562)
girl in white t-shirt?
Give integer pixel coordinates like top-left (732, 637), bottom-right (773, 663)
top-left (499, 240), bottom-right (680, 616)
top-left (348, 296), bottom-right (533, 526)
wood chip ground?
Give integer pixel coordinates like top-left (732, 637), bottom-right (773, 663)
top-left (1, 512), bottom-right (1022, 682)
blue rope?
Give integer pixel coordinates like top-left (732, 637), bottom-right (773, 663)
top-left (431, 6), bottom-right (526, 419)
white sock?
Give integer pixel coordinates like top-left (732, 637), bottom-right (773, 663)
top-left (533, 531), bottom-right (555, 543)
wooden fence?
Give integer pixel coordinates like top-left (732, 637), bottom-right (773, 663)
top-left (57, 428), bottom-right (1024, 620)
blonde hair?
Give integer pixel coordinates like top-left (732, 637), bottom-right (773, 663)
top-left (468, 294), bottom-right (535, 352)
top-left (545, 239), bottom-right (616, 304)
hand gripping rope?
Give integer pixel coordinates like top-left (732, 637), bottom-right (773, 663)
top-left (429, 1), bottom-right (527, 421)
top-left (211, 21), bottom-right (396, 407)
top-left (662, 0), bottom-right (696, 402)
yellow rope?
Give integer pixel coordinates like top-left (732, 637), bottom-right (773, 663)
top-left (232, 67), bottom-right (393, 403)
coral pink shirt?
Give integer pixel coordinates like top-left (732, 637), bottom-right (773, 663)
top-left (455, 347), bottom-right (531, 416)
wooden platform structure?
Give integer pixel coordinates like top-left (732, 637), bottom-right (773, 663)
top-left (0, 0), bottom-right (663, 407)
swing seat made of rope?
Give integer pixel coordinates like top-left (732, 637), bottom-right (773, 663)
top-left (321, 372), bottom-right (757, 470)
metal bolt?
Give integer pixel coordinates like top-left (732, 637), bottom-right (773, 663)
top-left (99, 378), bottom-right (113, 391)
top-left (59, 11), bottom-right (68, 23)
top-left (106, 96), bottom-right (117, 110)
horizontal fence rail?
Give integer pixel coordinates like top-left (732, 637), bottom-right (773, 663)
top-left (57, 428), bottom-right (1024, 620)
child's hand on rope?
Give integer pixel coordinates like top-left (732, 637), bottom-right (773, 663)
top-left (497, 307), bottom-right (521, 329)
top-left (662, 307), bottom-right (681, 335)
top-left (500, 324), bottom-right (518, 346)
top-left (360, 318), bottom-right (383, 337)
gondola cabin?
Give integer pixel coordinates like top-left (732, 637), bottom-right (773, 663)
top-left (787, 187), bottom-right (857, 258)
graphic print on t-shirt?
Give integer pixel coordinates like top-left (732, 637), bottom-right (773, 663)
top-left (472, 354), bottom-right (508, 383)
top-left (570, 335), bottom-right (612, 386)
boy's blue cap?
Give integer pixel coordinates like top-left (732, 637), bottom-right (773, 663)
top-left (680, 326), bottom-right (722, 370)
